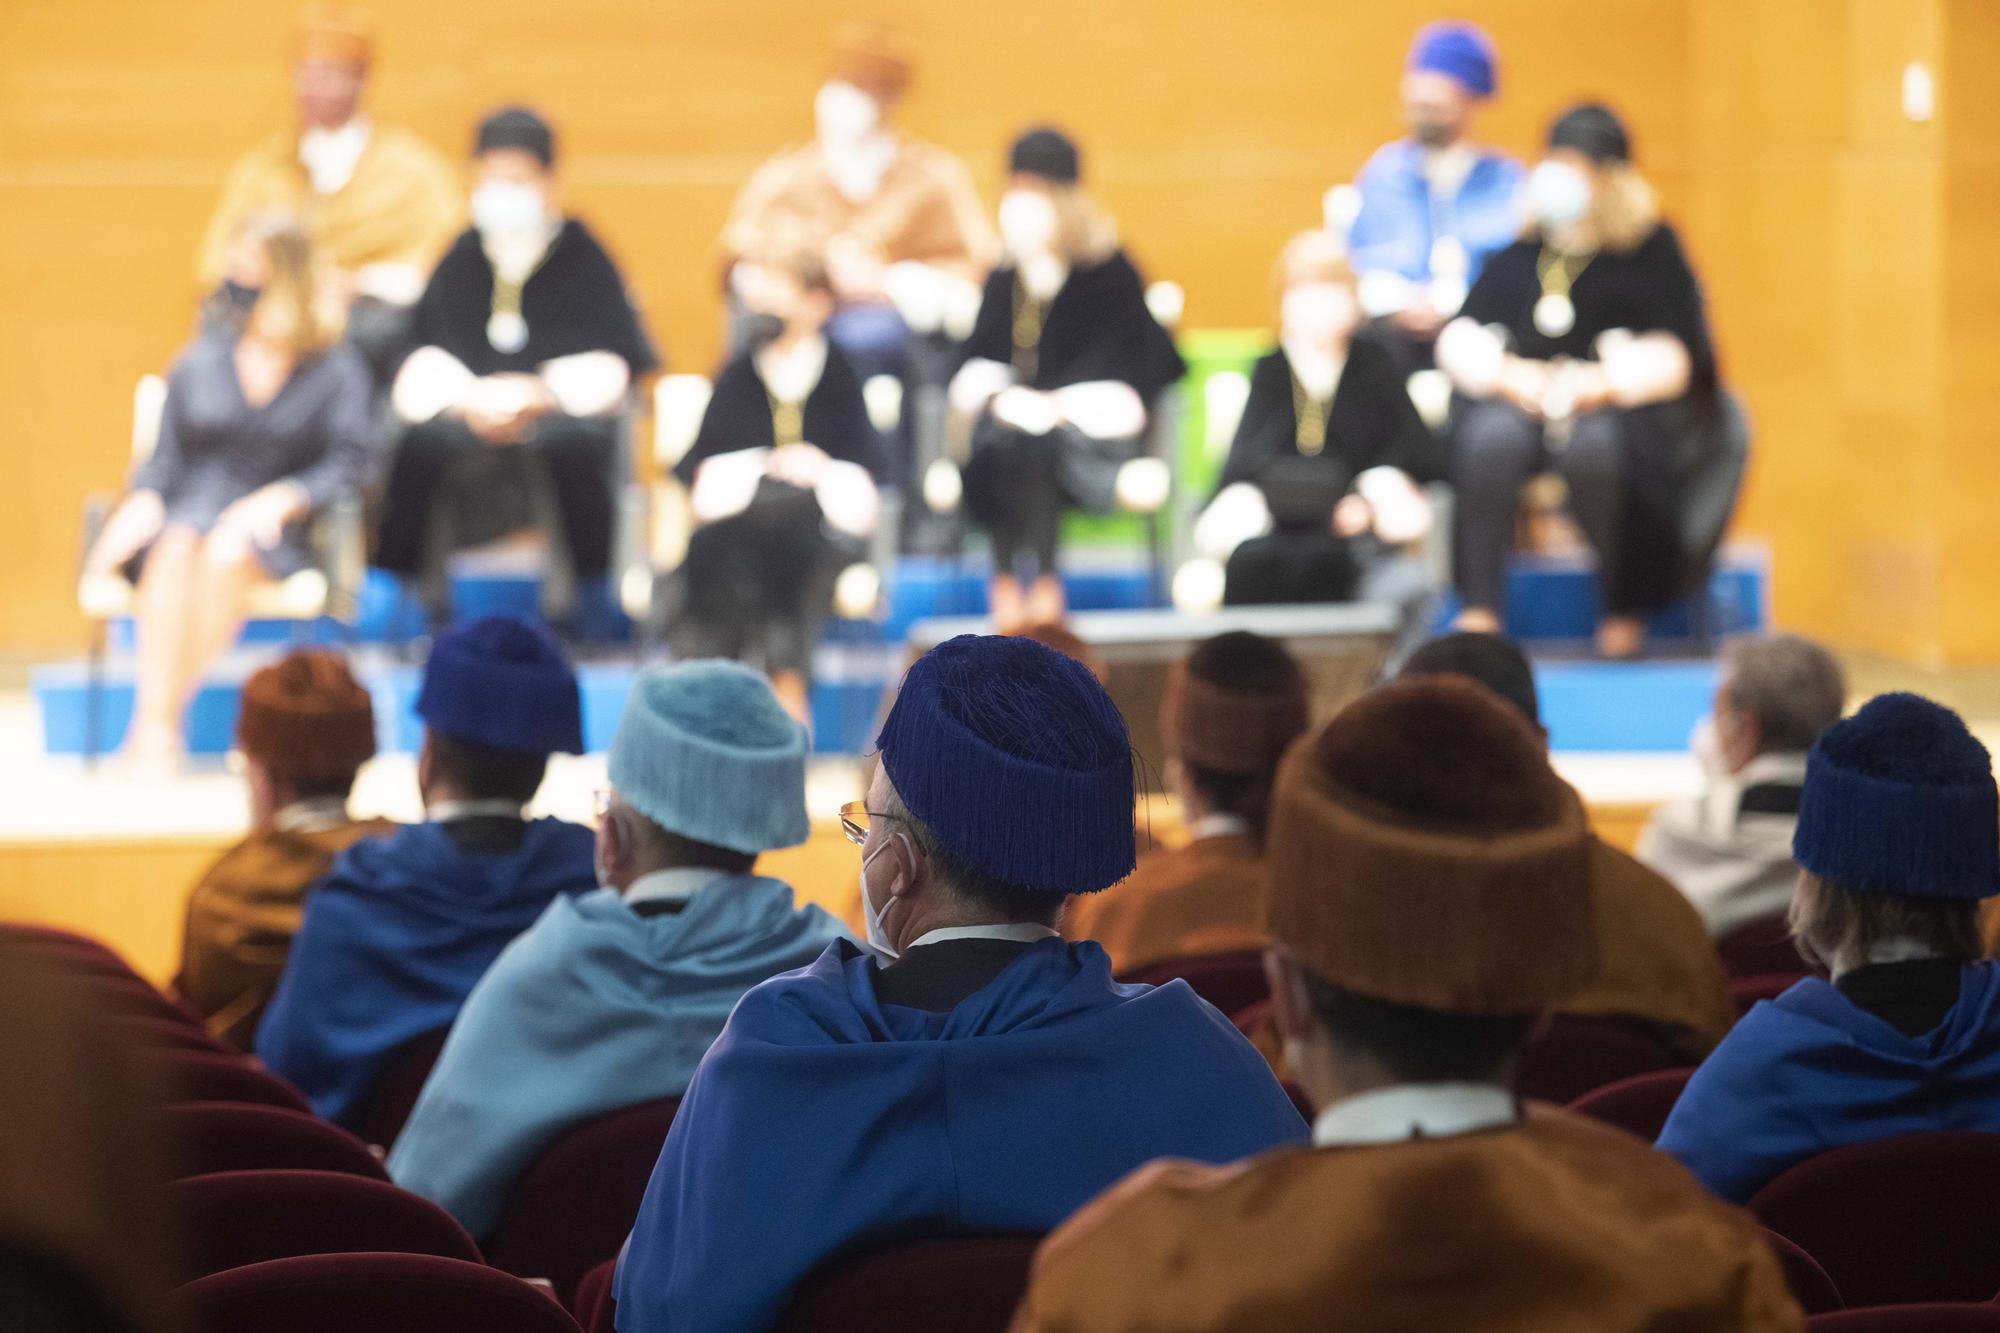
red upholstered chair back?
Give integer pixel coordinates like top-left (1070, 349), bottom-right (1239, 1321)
top-left (1116, 950), bottom-right (1269, 1020)
top-left (171, 1169), bottom-right (480, 1281)
top-left (1716, 912), bottom-right (1811, 980)
top-left (1762, 1229), bottom-right (1844, 1315)
top-left (570, 1256), bottom-right (618, 1333)
top-left (1566, 1068), bottom-right (1694, 1143)
top-left (0, 921), bottom-right (134, 959)
top-left (769, 1233), bottom-right (1044, 1333)
top-left (1750, 1132), bottom-right (2000, 1308)
top-left (341, 1026), bottom-right (451, 1151)
top-left (175, 1252), bottom-right (584, 1333)
top-left (164, 1102), bottom-right (389, 1182)
top-left (2, 936), bottom-right (146, 982)
top-left (115, 1013), bottom-right (236, 1055)
top-left (1731, 972), bottom-right (1804, 1015)
top-left (152, 1052), bottom-right (313, 1113)
top-left (1806, 1308), bottom-right (2000, 1331)
top-left (1514, 1015), bottom-right (1688, 1104)
top-left (487, 1096), bottom-right (683, 1305)
top-left (75, 974), bottom-right (205, 1028)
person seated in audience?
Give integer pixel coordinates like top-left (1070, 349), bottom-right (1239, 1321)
top-left (256, 614), bottom-right (596, 1129)
top-left (1192, 230), bottom-right (1442, 623)
top-left (949, 128), bottom-right (1187, 631)
top-left (1401, 631), bottom-right (1735, 1060)
top-left (1012, 677), bottom-right (1801, 1332)
top-left (1436, 103), bottom-right (1718, 660)
top-left (1344, 20), bottom-right (1525, 375)
top-left (170, 650), bottom-right (394, 1050)
top-left (196, 4), bottom-right (461, 377)
top-left (390, 661), bottom-right (849, 1239)
top-left (84, 213), bottom-right (371, 776)
top-left (1658, 692), bottom-right (2000, 1204)
top-left (612, 635), bottom-right (1307, 1333)
top-left (662, 241), bottom-right (885, 722)
top-left (720, 23), bottom-right (994, 381)
top-left (1639, 633), bottom-right (1846, 938)
top-left (374, 106), bottom-right (660, 628)
top-left (1066, 631), bottom-right (1309, 974)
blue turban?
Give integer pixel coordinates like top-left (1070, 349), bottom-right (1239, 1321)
top-left (877, 635), bottom-right (1135, 895)
top-left (1408, 21), bottom-right (1498, 99)
top-left (1793, 692), bottom-right (2000, 900)
top-left (415, 614), bottom-right (583, 756)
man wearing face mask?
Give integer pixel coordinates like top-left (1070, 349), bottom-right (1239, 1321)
top-left (376, 106), bottom-right (660, 628)
top-left (1344, 22), bottom-right (1525, 375)
top-left (720, 24), bottom-right (995, 383)
top-left (1437, 103), bottom-right (1719, 660)
top-left (610, 634), bottom-right (1305, 1333)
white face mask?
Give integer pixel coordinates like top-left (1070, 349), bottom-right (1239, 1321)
top-left (1690, 712), bottom-right (1727, 780)
top-left (1281, 282), bottom-right (1358, 345)
top-left (471, 180), bottom-right (547, 238)
top-left (860, 833), bottom-right (911, 960)
top-left (1529, 160), bottom-right (1593, 230)
top-left (815, 80), bottom-right (880, 143)
top-left (998, 189), bottom-right (1061, 259)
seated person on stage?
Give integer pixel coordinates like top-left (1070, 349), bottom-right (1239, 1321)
top-left (664, 243), bottom-right (885, 722)
top-left (1192, 230), bottom-right (1443, 616)
top-left (1014, 677), bottom-right (1800, 1333)
top-left (1437, 103), bottom-right (1718, 660)
top-left (611, 635), bottom-right (1307, 1333)
top-left (1639, 634), bottom-right (1846, 938)
top-left (171, 650), bottom-right (394, 1050)
top-left (1659, 693), bottom-right (2000, 1204)
top-left (1345, 21), bottom-right (1524, 374)
top-left (375, 106), bottom-right (660, 626)
top-left (256, 615), bottom-right (596, 1129)
top-left (391, 661), bottom-right (850, 1239)
top-left (1066, 632), bottom-right (1309, 974)
top-left (84, 213), bottom-right (371, 775)
top-left (196, 5), bottom-right (461, 374)
top-left (948, 128), bottom-right (1186, 631)
top-left (720, 23), bottom-right (994, 380)
top-left (1401, 632), bottom-right (1734, 1060)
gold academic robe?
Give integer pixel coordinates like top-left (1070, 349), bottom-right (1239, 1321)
top-left (171, 819), bottom-right (396, 1049)
top-left (1011, 1107), bottom-right (1804, 1333)
top-left (1064, 833), bottom-right (1268, 974)
top-left (1571, 841), bottom-right (1737, 1060)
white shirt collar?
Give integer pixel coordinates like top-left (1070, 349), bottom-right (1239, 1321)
top-left (272, 796), bottom-right (351, 834)
top-left (1186, 813), bottom-right (1251, 843)
top-left (298, 116), bottom-right (372, 195)
top-left (624, 867), bottom-right (729, 911)
top-left (755, 334), bottom-right (829, 406)
top-left (427, 798), bottom-right (527, 824)
top-left (1311, 1082), bottom-right (1518, 1148)
top-left (906, 923), bottom-right (1062, 951)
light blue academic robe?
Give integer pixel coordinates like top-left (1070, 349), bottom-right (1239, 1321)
top-left (1347, 139), bottom-right (1526, 290)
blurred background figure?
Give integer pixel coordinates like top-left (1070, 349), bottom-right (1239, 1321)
top-left (196, 3), bottom-right (461, 379)
top-left (375, 106), bottom-right (659, 630)
top-left (1344, 21), bottom-right (1523, 376)
top-left (83, 213), bottom-right (370, 776)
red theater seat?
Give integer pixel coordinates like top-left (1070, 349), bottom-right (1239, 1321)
top-left (343, 1026), bottom-right (451, 1151)
top-left (1807, 1308), bottom-right (2000, 1331)
top-left (770, 1233), bottom-right (1044, 1333)
top-left (1515, 1014), bottom-right (1688, 1104)
top-left (1716, 912), bottom-right (1810, 980)
top-left (165, 1102), bottom-right (389, 1181)
top-left (2, 935), bottom-right (146, 982)
top-left (153, 1051), bottom-right (313, 1113)
top-left (1567, 1068), bottom-right (1693, 1143)
top-left (1117, 950), bottom-right (1268, 1019)
top-left (1731, 971), bottom-right (1804, 1015)
top-left (176, 1253), bottom-right (583, 1333)
top-left (571, 1256), bottom-right (617, 1333)
top-left (1763, 1229), bottom-right (1844, 1315)
top-left (117, 1013), bottom-right (236, 1055)
top-left (171, 1170), bottom-right (480, 1281)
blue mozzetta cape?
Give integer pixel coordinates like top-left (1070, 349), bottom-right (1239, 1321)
top-left (1346, 140), bottom-right (1526, 288)
top-left (611, 937), bottom-right (1308, 1333)
top-left (255, 818), bottom-right (597, 1127)
top-left (389, 876), bottom-right (852, 1239)
top-left (1657, 962), bottom-right (2000, 1203)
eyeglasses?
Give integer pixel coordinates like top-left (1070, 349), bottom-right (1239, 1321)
top-left (839, 801), bottom-right (899, 847)
top-left (592, 787), bottom-right (614, 821)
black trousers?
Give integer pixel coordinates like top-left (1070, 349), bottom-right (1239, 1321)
top-left (1223, 529), bottom-right (1360, 605)
top-left (660, 486), bottom-right (848, 677)
top-left (960, 415), bottom-right (1140, 581)
top-left (1452, 398), bottom-right (1684, 617)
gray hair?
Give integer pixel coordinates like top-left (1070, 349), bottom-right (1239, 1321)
top-left (1720, 634), bottom-right (1846, 755)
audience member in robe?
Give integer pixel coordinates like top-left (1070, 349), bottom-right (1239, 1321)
top-left (612, 634), bottom-right (1306, 1333)
top-left (1067, 632), bottom-right (1309, 973)
top-left (1659, 692), bottom-right (2000, 1204)
top-left (662, 242), bottom-right (885, 721)
top-left (256, 615), bottom-right (596, 1129)
top-left (1639, 634), bottom-right (1846, 938)
top-left (84, 213), bottom-right (371, 776)
top-left (720, 23), bottom-right (995, 381)
top-left (1191, 231), bottom-right (1442, 623)
top-left (390, 661), bottom-right (850, 1239)
top-left (197, 5), bottom-right (460, 377)
top-left (375, 106), bottom-right (660, 628)
top-left (1438, 103), bottom-right (1718, 659)
top-left (949, 129), bottom-right (1187, 630)
top-left (171, 650), bottom-right (395, 1049)
top-left (1011, 678), bottom-right (1802, 1333)
top-left (1344, 21), bottom-right (1525, 375)
top-left (1400, 631), bottom-right (1734, 1059)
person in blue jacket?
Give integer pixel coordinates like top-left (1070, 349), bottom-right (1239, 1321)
top-left (389, 659), bottom-right (851, 1239)
top-left (611, 634), bottom-right (1308, 1333)
top-left (1658, 692), bottom-right (2000, 1204)
top-left (256, 614), bottom-right (596, 1130)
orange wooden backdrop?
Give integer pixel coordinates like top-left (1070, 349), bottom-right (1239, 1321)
top-left (0, 0), bottom-right (1991, 659)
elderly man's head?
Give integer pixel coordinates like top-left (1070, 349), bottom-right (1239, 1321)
top-left (1710, 634), bottom-right (1845, 775)
top-left (292, 5), bottom-right (372, 130)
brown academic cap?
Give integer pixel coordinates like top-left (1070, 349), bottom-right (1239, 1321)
top-left (1161, 641), bottom-right (1309, 777)
top-left (1264, 676), bottom-right (1596, 1014)
top-left (829, 22), bottom-right (913, 102)
top-left (296, 4), bottom-right (375, 68)
top-left (236, 649), bottom-right (377, 781)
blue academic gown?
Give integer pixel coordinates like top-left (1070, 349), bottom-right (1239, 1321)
top-left (255, 818), bottom-right (597, 1127)
top-left (611, 937), bottom-right (1308, 1333)
top-left (1657, 962), bottom-right (2000, 1203)
top-left (1346, 140), bottom-right (1526, 289)
top-left (389, 875), bottom-right (852, 1239)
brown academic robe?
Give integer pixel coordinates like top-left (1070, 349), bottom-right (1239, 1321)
top-left (1064, 833), bottom-right (1268, 974)
top-left (1571, 841), bottom-right (1737, 1060)
top-left (1011, 1106), bottom-right (1803, 1333)
top-left (172, 818), bottom-right (397, 1049)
